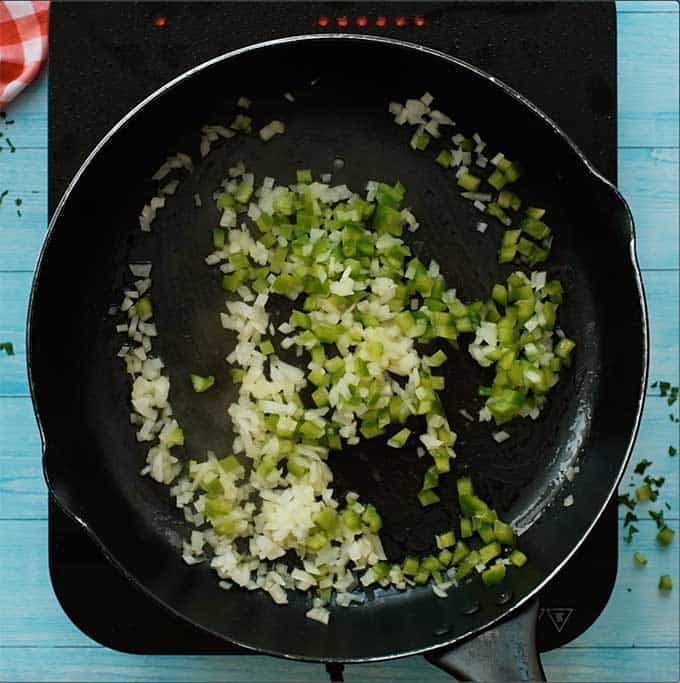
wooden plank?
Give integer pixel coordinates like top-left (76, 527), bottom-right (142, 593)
top-left (11, 268), bottom-right (673, 386)
top-left (5, 149), bottom-right (678, 275)
top-left (0, 398), bottom-right (42, 459)
top-left (0, 397), bottom-right (676, 521)
top-left (1, 10), bottom-right (678, 157)
top-left (617, 1), bottom-right (679, 13)
top-left (644, 270), bottom-right (680, 384)
top-left (2, 146), bottom-right (679, 270)
top-left (0, 228), bottom-right (46, 273)
top-left (0, 646), bottom-right (451, 683)
top-left (0, 645), bottom-right (676, 683)
top-left (0, 148), bottom-right (48, 275)
top-left (0, 519), bottom-right (676, 650)
top-left (620, 148), bottom-right (679, 271)
top-left (0, 520), bottom-right (92, 648)
top-left (0, 10), bottom-right (678, 683)
top-left (0, 124), bottom-right (47, 278)
top-left (0, 271), bottom-right (31, 396)
top-left (0, 72), bottom-right (48, 149)
top-left (620, 396), bottom-right (680, 520)
top-left (1, 267), bottom-right (676, 395)
top-left (2, 148), bottom-right (678, 274)
top-left (0, 391), bottom-right (675, 522)
top-left (1, 146), bottom-right (678, 280)
top-left (0, 452), bottom-right (47, 519)
top-left (0, 398), bottom-right (45, 519)
top-left (0, 71), bottom-right (47, 116)
top-left (618, 12), bottom-right (679, 148)
top-left (543, 647), bottom-right (679, 683)
top-left (570, 521), bottom-right (679, 648)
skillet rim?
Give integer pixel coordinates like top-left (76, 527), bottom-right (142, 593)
top-left (27, 33), bottom-right (649, 663)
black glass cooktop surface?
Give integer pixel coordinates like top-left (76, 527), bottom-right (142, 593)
top-left (48, 0), bottom-right (618, 655)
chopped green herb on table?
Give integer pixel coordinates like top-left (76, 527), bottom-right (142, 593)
top-left (634, 459), bottom-right (653, 475)
top-left (618, 385), bottom-right (676, 589)
top-left (624, 525), bottom-right (639, 544)
top-left (633, 551), bottom-right (647, 566)
top-left (658, 575), bottom-right (673, 591)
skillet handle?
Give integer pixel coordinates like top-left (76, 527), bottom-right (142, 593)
top-left (424, 599), bottom-right (545, 682)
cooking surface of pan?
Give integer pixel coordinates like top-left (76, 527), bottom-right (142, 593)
top-left (31, 36), bottom-right (646, 662)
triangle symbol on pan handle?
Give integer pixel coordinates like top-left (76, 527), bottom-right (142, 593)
top-left (546, 607), bottom-right (574, 633)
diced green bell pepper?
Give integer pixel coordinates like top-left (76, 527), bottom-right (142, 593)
top-left (436, 531), bottom-right (457, 549)
top-left (190, 374), bottom-right (215, 393)
top-left (458, 173), bottom-right (482, 192)
top-left (482, 562), bottom-right (507, 586)
top-left (509, 549), bottom-right (528, 567)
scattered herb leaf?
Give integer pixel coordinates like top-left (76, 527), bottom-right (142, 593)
top-left (670, 446), bottom-right (677, 457)
top-left (644, 475), bottom-right (665, 500)
top-left (649, 509), bottom-right (665, 529)
top-left (624, 525), bottom-right (639, 543)
top-left (638, 474), bottom-right (665, 501)
top-left (634, 459), bottom-right (653, 475)
top-left (0, 341), bottom-right (14, 355)
top-left (624, 511), bottom-right (638, 527)
top-left (618, 493), bottom-right (636, 510)
top-left (658, 381), bottom-right (679, 407)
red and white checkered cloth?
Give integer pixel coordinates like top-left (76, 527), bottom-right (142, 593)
top-left (0, 1), bottom-right (49, 108)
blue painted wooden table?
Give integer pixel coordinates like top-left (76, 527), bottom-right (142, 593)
top-left (1, 3), bottom-right (678, 680)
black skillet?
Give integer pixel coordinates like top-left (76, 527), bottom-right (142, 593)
top-left (29, 36), bottom-right (647, 680)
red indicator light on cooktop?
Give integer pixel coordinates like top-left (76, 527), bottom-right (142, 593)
top-left (314, 14), bottom-right (426, 30)
top-left (153, 15), bottom-right (166, 27)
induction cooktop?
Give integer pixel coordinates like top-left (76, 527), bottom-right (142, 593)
top-left (48, 0), bottom-right (619, 660)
